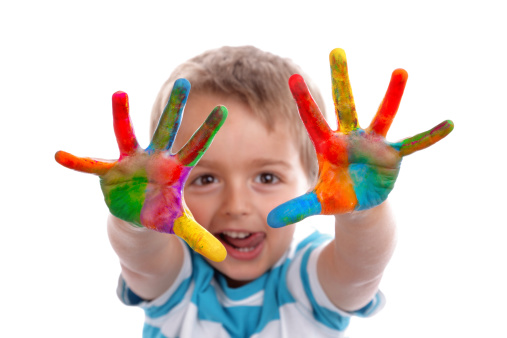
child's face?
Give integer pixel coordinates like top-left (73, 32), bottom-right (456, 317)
top-left (173, 92), bottom-right (310, 287)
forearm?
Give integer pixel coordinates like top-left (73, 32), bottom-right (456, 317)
top-left (107, 214), bottom-right (183, 300)
top-left (333, 202), bottom-right (397, 283)
top-left (318, 202), bottom-right (396, 311)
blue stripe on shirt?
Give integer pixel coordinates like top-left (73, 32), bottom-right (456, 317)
top-left (300, 240), bottom-right (351, 331)
top-left (190, 251), bottom-right (295, 337)
top-left (299, 237), bottom-right (384, 329)
top-left (118, 231), bottom-right (383, 337)
top-left (351, 292), bottom-right (384, 317)
top-left (144, 275), bottom-right (193, 319)
top-left (142, 324), bottom-right (168, 338)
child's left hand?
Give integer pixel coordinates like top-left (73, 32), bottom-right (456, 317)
top-left (268, 48), bottom-right (454, 228)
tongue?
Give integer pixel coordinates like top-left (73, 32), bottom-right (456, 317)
top-left (223, 232), bottom-right (265, 248)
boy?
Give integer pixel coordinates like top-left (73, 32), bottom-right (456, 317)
top-left (56, 46), bottom-right (453, 337)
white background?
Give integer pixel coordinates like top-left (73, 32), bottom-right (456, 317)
top-left (1, 0), bottom-right (505, 337)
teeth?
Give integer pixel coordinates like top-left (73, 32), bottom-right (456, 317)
top-left (237, 247), bottom-right (255, 252)
top-left (222, 231), bottom-right (251, 239)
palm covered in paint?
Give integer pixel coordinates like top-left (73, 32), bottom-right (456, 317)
top-left (268, 49), bottom-right (454, 227)
top-left (55, 79), bottom-right (227, 262)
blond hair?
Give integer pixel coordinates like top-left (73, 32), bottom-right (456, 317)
top-left (150, 45), bottom-right (327, 182)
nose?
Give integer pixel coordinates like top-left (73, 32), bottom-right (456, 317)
top-left (220, 180), bottom-right (252, 217)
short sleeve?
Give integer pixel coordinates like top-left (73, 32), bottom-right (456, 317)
top-left (286, 232), bottom-right (385, 332)
top-left (117, 275), bottom-right (146, 306)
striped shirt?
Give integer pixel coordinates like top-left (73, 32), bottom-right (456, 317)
top-left (118, 229), bottom-right (384, 337)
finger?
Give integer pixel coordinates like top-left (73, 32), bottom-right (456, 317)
top-left (176, 105), bottom-right (228, 167)
top-left (55, 151), bottom-right (116, 175)
top-left (289, 74), bottom-right (333, 150)
top-left (112, 91), bottom-right (140, 157)
top-left (173, 211), bottom-right (227, 262)
top-left (329, 48), bottom-right (359, 133)
top-left (368, 69), bottom-right (408, 137)
top-left (148, 78), bottom-right (190, 152)
top-left (393, 120), bottom-right (454, 156)
top-left (267, 192), bottom-right (322, 228)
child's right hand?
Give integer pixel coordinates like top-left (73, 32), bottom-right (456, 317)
top-left (55, 79), bottom-right (227, 262)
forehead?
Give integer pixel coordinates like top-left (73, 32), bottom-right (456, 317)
top-left (173, 92), bottom-right (297, 153)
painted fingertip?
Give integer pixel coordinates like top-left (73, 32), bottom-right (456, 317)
top-left (54, 150), bottom-right (76, 168)
top-left (173, 214), bottom-right (227, 262)
top-left (288, 74), bottom-right (307, 98)
top-left (112, 91), bottom-right (129, 104)
top-left (267, 193), bottom-right (322, 228)
top-left (267, 209), bottom-right (287, 228)
top-left (329, 48), bottom-right (347, 64)
top-left (212, 105), bottom-right (228, 123)
top-left (112, 91), bottom-right (129, 118)
top-left (392, 68), bottom-right (408, 82)
top-left (112, 91), bottom-right (127, 98)
top-left (54, 150), bottom-right (71, 168)
top-left (431, 119), bottom-right (455, 137)
top-left (173, 78), bottom-right (191, 92)
top-left (198, 241), bottom-right (227, 262)
top-left (289, 73), bottom-right (304, 86)
top-left (444, 120), bottom-right (455, 132)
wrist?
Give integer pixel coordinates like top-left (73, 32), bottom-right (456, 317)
top-left (108, 213), bottom-right (149, 234)
top-left (334, 202), bottom-right (390, 227)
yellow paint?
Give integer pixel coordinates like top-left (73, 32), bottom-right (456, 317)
top-left (329, 48), bottom-right (359, 133)
top-left (173, 211), bottom-right (227, 262)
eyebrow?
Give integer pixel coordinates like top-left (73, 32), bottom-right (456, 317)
top-left (196, 158), bottom-right (292, 169)
top-left (248, 158), bottom-right (292, 168)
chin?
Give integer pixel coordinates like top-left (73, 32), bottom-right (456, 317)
top-left (224, 272), bottom-right (261, 288)
top-left (214, 261), bottom-right (267, 288)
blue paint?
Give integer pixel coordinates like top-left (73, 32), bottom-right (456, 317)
top-left (390, 141), bottom-right (402, 151)
top-left (267, 192), bottom-right (322, 228)
top-left (147, 78), bottom-right (190, 153)
top-left (348, 163), bottom-right (396, 210)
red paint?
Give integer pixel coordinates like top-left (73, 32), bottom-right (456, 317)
top-left (54, 151), bottom-right (115, 175)
top-left (369, 69), bottom-right (408, 137)
top-left (112, 91), bottom-right (139, 157)
top-left (289, 74), bottom-right (333, 150)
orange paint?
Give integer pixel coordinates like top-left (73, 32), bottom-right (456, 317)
top-left (314, 155), bottom-right (357, 214)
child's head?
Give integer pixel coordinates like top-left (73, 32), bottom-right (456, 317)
top-left (151, 45), bottom-right (327, 183)
top-left (151, 46), bottom-right (327, 286)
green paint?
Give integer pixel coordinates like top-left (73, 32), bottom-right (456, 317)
top-left (179, 106), bottom-right (228, 167)
top-left (101, 174), bottom-right (148, 227)
top-left (149, 79), bottom-right (190, 151)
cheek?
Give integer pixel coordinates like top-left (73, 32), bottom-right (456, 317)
top-left (261, 195), bottom-right (287, 218)
top-left (183, 194), bottom-right (214, 229)
top-left (285, 176), bottom-right (313, 201)
top-left (268, 225), bottom-right (295, 254)
top-left (261, 178), bottom-right (310, 216)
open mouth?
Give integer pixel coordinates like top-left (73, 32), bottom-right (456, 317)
top-left (217, 231), bottom-right (265, 260)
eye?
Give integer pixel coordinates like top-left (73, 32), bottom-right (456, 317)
top-left (255, 173), bottom-right (280, 184)
top-left (192, 174), bottom-right (218, 186)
